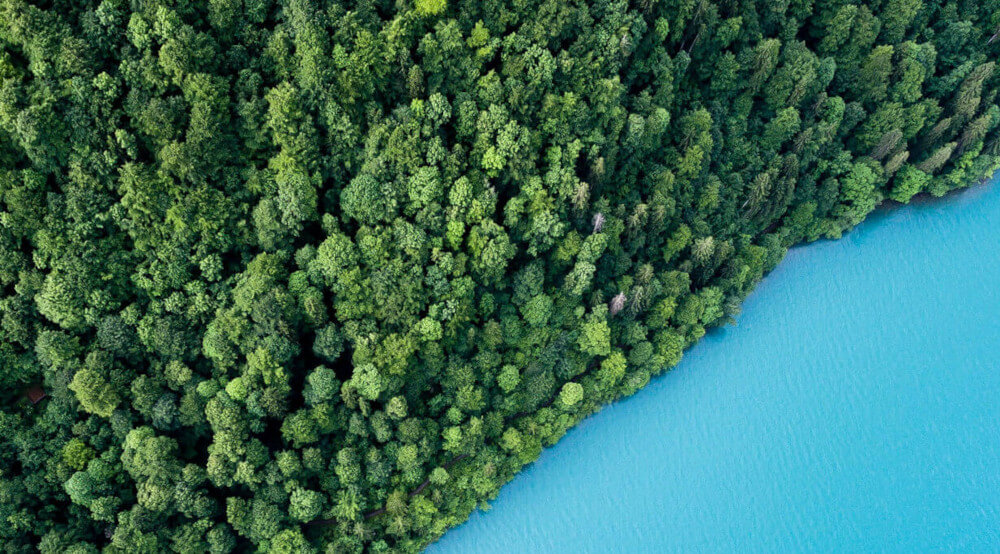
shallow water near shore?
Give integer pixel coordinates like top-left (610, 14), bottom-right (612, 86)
top-left (429, 176), bottom-right (1000, 553)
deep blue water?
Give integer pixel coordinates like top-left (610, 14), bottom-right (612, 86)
top-left (429, 178), bottom-right (1000, 553)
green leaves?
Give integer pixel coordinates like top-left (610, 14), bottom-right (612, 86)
top-left (416, 0), bottom-right (447, 17)
top-left (351, 363), bottom-right (385, 401)
top-left (0, 0), bottom-right (997, 550)
top-left (558, 382), bottom-right (583, 407)
top-left (578, 307), bottom-right (612, 358)
top-left (341, 173), bottom-right (395, 225)
top-left (69, 369), bottom-right (120, 418)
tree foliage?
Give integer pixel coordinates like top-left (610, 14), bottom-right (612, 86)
top-left (1, 0), bottom-right (998, 551)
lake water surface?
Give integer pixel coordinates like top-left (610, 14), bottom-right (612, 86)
top-left (429, 177), bottom-right (1000, 553)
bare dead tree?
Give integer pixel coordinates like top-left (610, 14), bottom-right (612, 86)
top-left (592, 212), bottom-right (605, 233)
top-left (609, 292), bottom-right (626, 316)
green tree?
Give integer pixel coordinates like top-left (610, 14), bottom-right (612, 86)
top-left (69, 369), bottom-right (121, 418)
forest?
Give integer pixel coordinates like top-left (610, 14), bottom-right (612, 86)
top-left (0, 0), bottom-right (998, 551)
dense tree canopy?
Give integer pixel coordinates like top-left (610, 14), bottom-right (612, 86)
top-left (1, 0), bottom-right (998, 551)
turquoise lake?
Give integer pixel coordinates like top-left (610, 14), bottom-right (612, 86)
top-left (429, 177), bottom-right (1000, 553)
